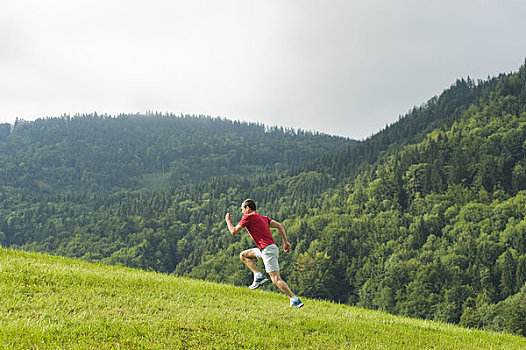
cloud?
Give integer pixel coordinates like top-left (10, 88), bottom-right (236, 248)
top-left (1, 1), bottom-right (525, 138)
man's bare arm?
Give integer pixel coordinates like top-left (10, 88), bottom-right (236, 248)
top-left (270, 220), bottom-right (291, 252)
top-left (225, 213), bottom-right (244, 235)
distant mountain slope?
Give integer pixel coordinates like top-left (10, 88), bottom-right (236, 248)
top-left (1, 248), bottom-right (524, 349)
top-left (301, 74), bottom-right (504, 184)
top-left (0, 113), bottom-right (351, 193)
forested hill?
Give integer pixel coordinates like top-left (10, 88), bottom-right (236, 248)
top-left (2, 59), bottom-right (526, 337)
top-left (0, 114), bottom-right (351, 193)
top-left (300, 71), bottom-right (500, 183)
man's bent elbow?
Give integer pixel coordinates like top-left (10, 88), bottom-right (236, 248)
top-left (230, 226), bottom-right (242, 236)
top-left (270, 220), bottom-right (283, 230)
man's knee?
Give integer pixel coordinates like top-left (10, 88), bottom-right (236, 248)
top-left (270, 272), bottom-right (280, 284)
top-left (240, 250), bottom-right (254, 261)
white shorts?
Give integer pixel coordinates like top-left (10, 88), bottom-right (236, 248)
top-left (253, 244), bottom-right (279, 272)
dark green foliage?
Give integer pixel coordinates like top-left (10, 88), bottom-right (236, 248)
top-left (2, 60), bottom-right (526, 336)
top-left (1, 113), bottom-right (347, 193)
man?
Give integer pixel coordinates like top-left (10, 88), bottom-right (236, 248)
top-left (225, 199), bottom-right (304, 308)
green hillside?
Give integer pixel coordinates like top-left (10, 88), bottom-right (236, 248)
top-left (1, 248), bottom-right (524, 349)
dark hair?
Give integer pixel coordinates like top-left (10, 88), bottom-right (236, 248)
top-left (243, 199), bottom-right (256, 211)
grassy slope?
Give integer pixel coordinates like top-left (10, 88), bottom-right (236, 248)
top-left (1, 248), bottom-right (524, 350)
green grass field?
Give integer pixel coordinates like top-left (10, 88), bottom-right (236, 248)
top-left (1, 248), bottom-right (524, 349)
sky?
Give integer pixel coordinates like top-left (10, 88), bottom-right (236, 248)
top-left (1, 1), bottom-right (526, 139)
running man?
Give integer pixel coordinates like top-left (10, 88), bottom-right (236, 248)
top-left (225, 199), bottom-right (304, 308)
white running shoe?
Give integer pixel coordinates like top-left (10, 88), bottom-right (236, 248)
top-left (248, 275), bottom-right (268, 290)
top-left (290, 297), bottom-right (304, 308)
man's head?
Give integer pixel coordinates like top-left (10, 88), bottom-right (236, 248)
top-left (241, 199), bottom-right (256, 214)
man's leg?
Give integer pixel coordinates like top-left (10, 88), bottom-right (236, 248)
top-left (240, 249), bottom-right (268, 289)
top-left (268, 270), bottom-right (294, 298)
top-left (239, 249), bottom-right (259, 274)
top-left (269, 270), bottom-right (304, 307)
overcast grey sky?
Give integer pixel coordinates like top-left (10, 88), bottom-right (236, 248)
top-left (1, 1), bottom-right (526, 139)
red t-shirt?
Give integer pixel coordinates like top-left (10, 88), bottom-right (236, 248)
top-left (238, 212), bottom-right (275, 250)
